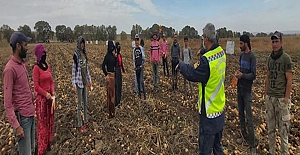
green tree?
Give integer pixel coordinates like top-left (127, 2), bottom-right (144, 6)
top-left (179, 25), bottom-right (199, 39)
top-left (18, 25), bottom-right (35, 42)
top-left (256, 32), bottom-right (268, 37)
top-left (55, 25), bottom-right (67, 42)
top-left (243, 31), bottom-right (254, 37)
top-left (65, 27), bottom-right (74, 42)
top-left (0, 24), bottom-right (14, 42)
top-left (106, 25), bottom-right (117, 40)
top-left (74, 25), bottom-right (84, 38)
top-left (97, 25), bottom-right (107, 41)
top-left (233, 31), bottom-right (241, 38)
top-left (120, 31), bottom-right (127, 40)
top-left (34, 21), bottom-right (52, 42)
top-left (131, 24), bottom-right (143, 40)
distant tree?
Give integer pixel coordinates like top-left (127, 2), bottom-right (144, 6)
top-left (179, 25), bottom-right (199, 39)
top-left (268, 32), bottom-right (274, 36)
top-left (131, 24), bottom-right (143, 40)
top-left (65, 27), bottom-right (74, 42)
top-left (256, 32), bottom-right (268, 37)
top-left (233, 31), bottom-right (241, 38)
top-left (74, 25), bottom-right (84, 38)
top-left (106, 25), bottom-right (117, 40)
top-left (149, 24), bottom-right (159, 35)
top-left (120, 31), bottom-right (127, 40)
top-left (227, 30), bottom-right (233, 38)
top-left (0, 24), bottom-right (14, 42)
top-left (34, 21), bottom-right (52, 42)
top-left (55, 25), bottom-right (67, 42)
top-left (18, 25), bottom-right (35, 42)
top-left (97, 25), bottom-right (107, 41)
top-left (242, 31), bottom-right (254, 37)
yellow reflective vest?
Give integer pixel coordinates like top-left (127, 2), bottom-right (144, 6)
top-left (198, 46), bottom-right (226, 118)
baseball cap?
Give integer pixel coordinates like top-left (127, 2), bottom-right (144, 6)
top-left (10, 31), bottom-right (32, 47)
top-left (271, 31), bottom-right (282, 40)
top-left (135, 34), bottom-right (139, 39)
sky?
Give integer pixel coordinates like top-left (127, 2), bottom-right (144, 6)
top-left (1, 0), bottom-right (300, 34)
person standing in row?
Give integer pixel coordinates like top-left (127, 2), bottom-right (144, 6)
top-left (33, 44), bottom-right (56, 155)
top-left (235, 34), bottom-right (257, 154)
top-left (171, 34), bottom-right (180, 90)
top-left (150, 34), bottom-right (160, 91)
top-left (133, 34), bottom-right (146, 99)
top-left (3, 32), bottom-right (35, 155)
top-left (102, 40), bottom-right (117, 118)
top-left (72, 36), bottom-right (92, 132)
top-left (134, 38), bottom-right (145, 94)
top-left (265, 31), bottom-right (292, 155)
top-left (182, 36), bottom-right (194, 99)
top-left (115, 42), bottom-right (126, 107)
top-left (161, 34), bottom-right (169, 77)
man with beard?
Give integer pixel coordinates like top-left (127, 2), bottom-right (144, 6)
top-left (235, 34), bottom-right (257, 154)
top-left (3, 32), bottom-right (35, 154)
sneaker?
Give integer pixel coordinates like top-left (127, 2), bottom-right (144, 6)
top-left (79, 126), bottom-right (87, 133)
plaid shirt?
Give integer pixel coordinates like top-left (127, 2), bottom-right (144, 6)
top-left (72, 54), bottom-right (92, 88)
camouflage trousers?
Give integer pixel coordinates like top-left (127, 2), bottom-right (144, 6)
top-left (265, 95), bottom-right (291, 155)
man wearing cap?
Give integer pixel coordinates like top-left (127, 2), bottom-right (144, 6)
top-left (265, 31), bottom-right (292, 155)
top-left (3, 32), bottom-right (35, 154)
top-left (177, 23), bottom-right (226, 154)
top-left (235, 34), bottom-right (257, 154)
top-left (133, 34), bottom-right (146, 99)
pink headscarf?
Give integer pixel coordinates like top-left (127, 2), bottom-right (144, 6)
top-left (34, 44), bottom-right (46, 63)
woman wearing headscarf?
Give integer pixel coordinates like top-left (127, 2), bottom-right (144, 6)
top-left (33, 44), bottom-right (55, 155)
top-left (115, 42), bottom-right (125, 107)
top-left (102, 41), bottom-right (117, 118)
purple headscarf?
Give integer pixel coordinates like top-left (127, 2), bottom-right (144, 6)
top-left (34, 44), bottom-right (46, 63)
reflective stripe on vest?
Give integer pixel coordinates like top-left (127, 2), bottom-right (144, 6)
top-left (198, 46), bottom-right (226, 118)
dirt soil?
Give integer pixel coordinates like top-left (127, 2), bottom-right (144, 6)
top-left (0, 37), bottom-right (299, 155)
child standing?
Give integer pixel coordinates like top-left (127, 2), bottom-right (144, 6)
top-left (133, 34), bottom-right (146, 99)
top-left (181, 36), bottom-right (193, 98)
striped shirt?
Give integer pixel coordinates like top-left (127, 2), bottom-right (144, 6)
top-left (150, 40), bottom-right (160, 62)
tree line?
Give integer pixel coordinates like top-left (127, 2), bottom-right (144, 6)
top-left (216, 27), bottom-right (276, 38)
top-left (0, 21), bottom-right (278, 43)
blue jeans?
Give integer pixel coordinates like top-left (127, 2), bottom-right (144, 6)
top-left (237, 90), bottom-right (255, 147)
top-left (77, 86), bottom-right (88, 127)
top-left (199, 127), bottom-right (223, 155)
top-left (134, 68), bottom-right (144, 92)
top-left (18, 116), bottom-right (35, 155)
